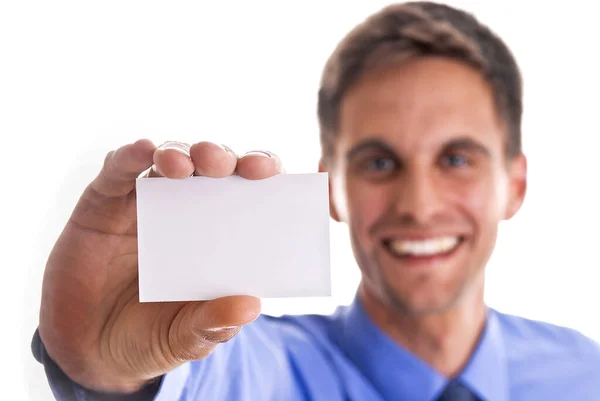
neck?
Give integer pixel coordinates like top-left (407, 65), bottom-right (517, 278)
top-left (358, 278), bottom-right (487, 378)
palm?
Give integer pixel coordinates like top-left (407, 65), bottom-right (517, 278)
top-left (42, 186), bottom-right (182, 377)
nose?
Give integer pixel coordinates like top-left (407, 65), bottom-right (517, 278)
top-left (392, 167), bottom-right (444, 225)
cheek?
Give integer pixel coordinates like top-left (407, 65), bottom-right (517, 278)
top-left (445, 173), bottom-right (507, 228)
top-left (345, 180), bottom-right (391, 242)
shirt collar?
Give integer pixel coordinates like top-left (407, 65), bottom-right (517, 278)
top-left (337, 296), bottom-right (509, 401)
top-left (459, 307), bottom-right (509, 401)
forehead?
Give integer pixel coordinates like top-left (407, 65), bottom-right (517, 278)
top-left (338, 57), bottom-right (505, 153)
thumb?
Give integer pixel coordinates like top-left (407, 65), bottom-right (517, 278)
top-left (168, 296), bottom-right (261, 362)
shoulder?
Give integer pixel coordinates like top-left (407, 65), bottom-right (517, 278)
top-left (492, 309), bottom-right (600, 396)
top-left (493, 309), bottom-right (600, 362)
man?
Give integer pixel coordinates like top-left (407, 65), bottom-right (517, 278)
top-left (32, 2), bottom-right (600, 400)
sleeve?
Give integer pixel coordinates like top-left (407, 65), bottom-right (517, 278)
top-left (31, 328), bottom-right (190, 401)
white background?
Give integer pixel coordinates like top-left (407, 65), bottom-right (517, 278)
top-left (1, 1), bottom-right (598, 400)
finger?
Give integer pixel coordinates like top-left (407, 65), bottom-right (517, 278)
top-left (148, 141), bottom-right (195, 178)
top-left (189, 142), bottom-right (237, 177)
top-left (91, 139), bottom-right (156, 197)
top-left (195, 295), bottom-right (262, 330)
top-left (169, 296), bottom-right (261, 361)
top-left (235, 150), bottom-right (283, 180)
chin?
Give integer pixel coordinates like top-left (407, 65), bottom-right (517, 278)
top-left (381, 281), bottom-right (463, 316)
top-left (366, 258), bottom-right (470, 316)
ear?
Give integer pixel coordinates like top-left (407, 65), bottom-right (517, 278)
top-left (504, 153), bottom-right (527, 220)
top-left (319, 161), bottom-right (342, 223)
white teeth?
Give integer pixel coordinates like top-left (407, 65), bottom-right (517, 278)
top-left (388, 236), bottom-right (460, 257)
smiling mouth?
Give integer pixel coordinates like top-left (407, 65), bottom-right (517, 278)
top-left (382, 236), bottom-right (465, 259)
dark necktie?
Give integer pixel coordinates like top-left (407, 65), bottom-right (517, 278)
top-left (435, 381), bottom-right (479, 401)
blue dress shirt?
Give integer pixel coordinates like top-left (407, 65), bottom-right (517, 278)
top-left (33, 297), bottom-right (600, 400)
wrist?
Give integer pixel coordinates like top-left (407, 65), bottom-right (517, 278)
top-left (35, 327), bottom-right (161, 394)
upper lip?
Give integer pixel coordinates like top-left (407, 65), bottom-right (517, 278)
top-left (376, 231), bottom-right (469, 241)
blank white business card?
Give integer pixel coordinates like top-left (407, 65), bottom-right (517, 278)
top-left (136, 173), bottom-right (331, 302)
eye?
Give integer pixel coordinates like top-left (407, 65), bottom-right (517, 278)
top-left (441, 153), bottom-right (470, 168)
top-left (366, 157), bottom-right (397, 172)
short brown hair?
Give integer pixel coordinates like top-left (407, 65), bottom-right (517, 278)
top-left (318, 1), bottom-right (523, 161)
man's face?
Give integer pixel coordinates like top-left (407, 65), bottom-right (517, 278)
top-left (325, 57), bottom-right (526, 315)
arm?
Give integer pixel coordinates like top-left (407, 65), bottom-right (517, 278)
top-left (32, 328), bottom-right (163, 401)
top-left (33, 315), bottom-right (294, 401)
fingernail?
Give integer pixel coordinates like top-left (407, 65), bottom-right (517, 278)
top-left (244, 151), bottom-right (272, 158)
top-left (220, 144), bottom-right (237, 157)
top-left (206, 325), bottom-right (239, 332)
top-left (149, 164), bottom-right (162, 177)
top-left (159, 141), bottom-right (190, 157)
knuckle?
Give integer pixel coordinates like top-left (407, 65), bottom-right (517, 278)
top-left (168, 330), bottom-right (227, 363)
top-left (166, 331), bottom-right (204, 363)
top-left (103, 150), bottom-right (116, 166)
top-left (169, 344), bottom-right (203, 363)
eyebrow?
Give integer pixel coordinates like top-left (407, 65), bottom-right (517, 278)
top-left (443, 137), bottom-right (491, 157)
top-left (345, 136), bottom-right (492, 163)
top-left (345, 139), bottom-right (397, 163)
